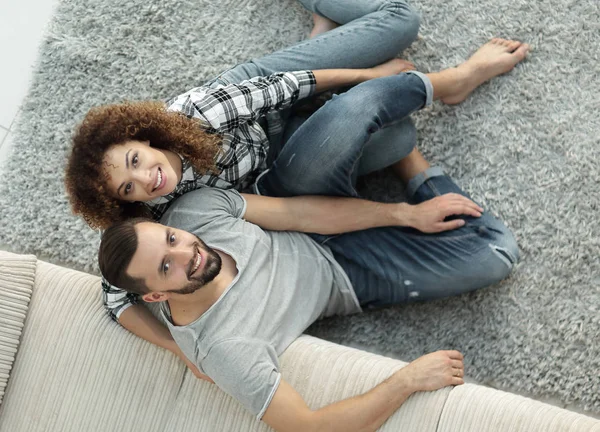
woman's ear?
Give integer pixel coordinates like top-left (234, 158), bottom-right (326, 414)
top-left (142, 292), bottom-right (169, 303)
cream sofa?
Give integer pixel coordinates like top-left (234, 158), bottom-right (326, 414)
top-left (0, 250), bottom-right (598, 432)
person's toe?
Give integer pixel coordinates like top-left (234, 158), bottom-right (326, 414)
top-left (507, 40), bottom-right (522, 51)
top-left (512, 43), bottom-right (530, 60)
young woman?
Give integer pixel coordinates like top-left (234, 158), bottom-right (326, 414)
top-left (66, 1), bottom-right (421, 230)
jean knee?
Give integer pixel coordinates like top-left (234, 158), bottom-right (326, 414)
top-left (329, 90), bottom-right (384, 126)
top-left (386, 1), bottom-right (421, 42)
top-left (487, 229), bottom-right (519, 278)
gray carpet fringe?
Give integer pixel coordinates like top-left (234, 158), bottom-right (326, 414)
top-left (0, 0), bottom-right (598, 415)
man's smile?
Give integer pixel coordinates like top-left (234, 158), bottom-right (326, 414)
top-left (188, 247), bottom-right (203, 279)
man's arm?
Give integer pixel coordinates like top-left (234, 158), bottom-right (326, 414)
top-left (119, 305), bottom-right (213, 383)
top-left (241, 193), bottom-right (483, 234)
top-left (262, 350), bottom-right (465, 432)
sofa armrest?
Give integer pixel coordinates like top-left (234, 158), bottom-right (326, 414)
top-left (0, 251), bottom-right (36, 406)
top-left (437, 383), bottom-right (600, 432)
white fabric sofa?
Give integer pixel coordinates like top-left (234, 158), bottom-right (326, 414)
top-left (0, 250), bottom-right (598, 432)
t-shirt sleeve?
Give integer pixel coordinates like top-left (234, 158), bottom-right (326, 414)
top-left (201, 338), bottom-right (281, 419)
top-left (160, 187), bottom-right (247, 230)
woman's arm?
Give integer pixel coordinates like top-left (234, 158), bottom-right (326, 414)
top-left (312, 58), bottom-right (414, 92)
top-left (119, 304), bottom-right (213, 382)
top-left (174, 71), bottom-right (316, 133)
top-left (170, 59), bottom-right (411, 133)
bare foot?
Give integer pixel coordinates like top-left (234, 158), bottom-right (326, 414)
top-left (442, 38), bottom-right (530, 105)
top-left (372, 58), bottom-right (416, 78)
top-left (309, 13), bottom-right (339, 38)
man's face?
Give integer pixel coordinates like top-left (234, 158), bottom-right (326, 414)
top-left (103, 140), bottom-right (180, 202)
top-left (127, 222), bottom-right (222, 301)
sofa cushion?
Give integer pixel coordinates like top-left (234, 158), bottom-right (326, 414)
top-left (437, 383), bottom-right (600, 432)
top-left (0, 251), bottom-right (36, 406)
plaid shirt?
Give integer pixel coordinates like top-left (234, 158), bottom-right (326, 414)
top-left (102, 70), bottom-right (316, 321)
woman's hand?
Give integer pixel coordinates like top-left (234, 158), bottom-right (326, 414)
top-left (405, 193), bottom-right (483, 233)
top-left (370, 58), bottom-right (416, 79)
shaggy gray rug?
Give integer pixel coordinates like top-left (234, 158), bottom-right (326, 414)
top-left (0, 0), bottom-right (598, 416)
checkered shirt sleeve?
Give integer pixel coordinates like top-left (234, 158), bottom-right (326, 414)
top-left (166, 71), bottom-right (316, 133)
top-left (101, 276), bottom-right (140, 321)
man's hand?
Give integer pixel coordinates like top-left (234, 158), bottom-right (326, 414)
top-left (405, 193), bottom-right (483, 233)
top-left (399, 350), bottom-right (465, 392)
top-left (370, 58), bottom-right (416, 79)
top-left (178, 351), bottom-right (214, 383)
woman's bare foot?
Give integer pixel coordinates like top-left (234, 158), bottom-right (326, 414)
top-left (371, 58), bottom-right (416, 78)
top-left (309, 13), bottom-right (339, 38)
top-left (442, 38), bottom-right (530, 105)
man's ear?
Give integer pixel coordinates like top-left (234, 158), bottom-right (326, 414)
top-left (142, 292), bottom-right (169, 303)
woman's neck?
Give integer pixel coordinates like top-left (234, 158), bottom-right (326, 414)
top-left (162, 149), bottom-right (184, 184)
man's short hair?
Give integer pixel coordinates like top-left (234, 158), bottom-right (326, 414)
top-left (98, 218), bottom-right (153, 295)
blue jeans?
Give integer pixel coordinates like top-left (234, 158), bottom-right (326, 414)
top-left (257, 72), bottom-right (519, 307)
top-left (219, 0), bottom-right (420, 76)
top-left (215, 0), bottom-right (422, 175)
top-left (328, 170), bottom-right (519, 308)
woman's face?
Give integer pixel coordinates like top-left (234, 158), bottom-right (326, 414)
top-left (103, 140), bottom-right (181, 202)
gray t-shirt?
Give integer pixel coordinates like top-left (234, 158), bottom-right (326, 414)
top-left (158, 188), bottom-right (361, 419)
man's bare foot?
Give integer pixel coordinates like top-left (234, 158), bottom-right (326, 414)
top-left (309, 13), bottom-right (339, 38)
top-left (442, 38), bottom-right (530, 105)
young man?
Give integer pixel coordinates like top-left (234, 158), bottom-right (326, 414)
top-left (99, 129), bottom-right (520, 430)
top-left (98, 184), bottom-right (514, 429)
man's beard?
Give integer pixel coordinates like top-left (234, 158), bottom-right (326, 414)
top-left (167, 237), bottom-right (222, 295)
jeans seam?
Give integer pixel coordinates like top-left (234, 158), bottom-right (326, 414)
top-left (405, 231), bottom-right (481, 241)
top-left (429, 179), bottom-right (442, 197)
top-left (271, 4), bottom-right (404, 54)
top-left (345, 145), bottom-right (364, 197)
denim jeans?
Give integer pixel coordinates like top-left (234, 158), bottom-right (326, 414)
top-left (325, 169), bottom-right (519, 308)
top-left (256, 71), bottom-right (519, 307)
top-left (214, 0), bottom-right (422, 176)
top-left (255, 71), bottom-right (433, 197)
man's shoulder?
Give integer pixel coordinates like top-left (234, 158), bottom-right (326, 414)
top-left (162, 188), bottom-right (243, 221)
top-left (166, 186), bottom-right (223, 207)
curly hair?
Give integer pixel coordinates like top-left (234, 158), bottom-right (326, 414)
top-left (65, 101), bottom-right (222, 230)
